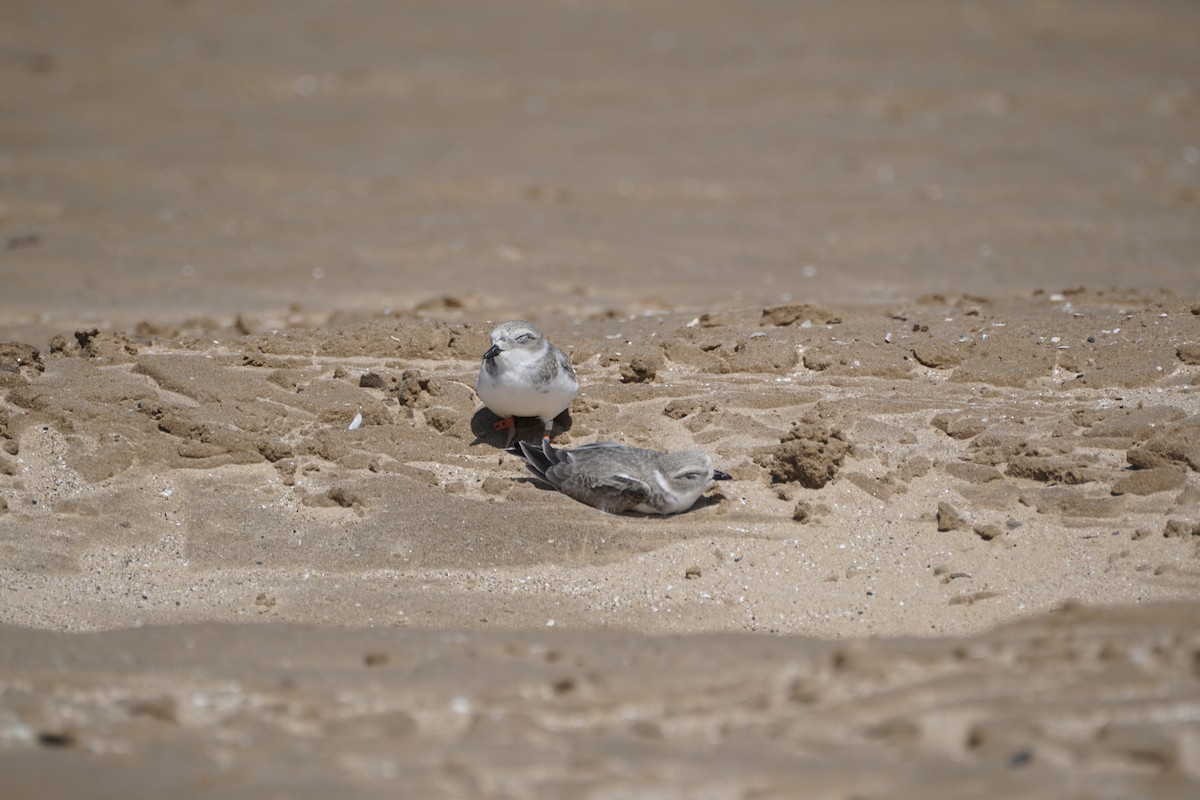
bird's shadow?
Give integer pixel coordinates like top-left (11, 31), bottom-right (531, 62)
top-left (469, 408), bottom-right (574, 449)
top-left (687, 492), bottom-right (727, 514)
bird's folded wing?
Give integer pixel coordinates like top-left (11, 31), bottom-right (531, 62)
top-left (554, 347), bottom-right (577, 379)
top-left (563, 473), bottom-right (651, 513)
top-left (517, 440), bottom-right (556, 477)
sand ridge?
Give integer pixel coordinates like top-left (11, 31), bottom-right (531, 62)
top-left (1, 602), bottom-right (1198, 798)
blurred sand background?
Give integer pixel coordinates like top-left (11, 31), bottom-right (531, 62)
top-left (1, 1), bottom-right (1199, 797)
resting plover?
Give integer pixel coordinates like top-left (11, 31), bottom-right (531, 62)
top-left (517, 439), bottom-right (732, 515)
top-left (476, 320), bottom-right (578, 446)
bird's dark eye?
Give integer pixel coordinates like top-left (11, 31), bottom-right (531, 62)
top-left (679, 472), bottom-right (701, 481)
top-left (516, 333), bottom-right (534, 344)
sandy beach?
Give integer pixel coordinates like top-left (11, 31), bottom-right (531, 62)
top-left (2, 1), bottom-right (1199, 796)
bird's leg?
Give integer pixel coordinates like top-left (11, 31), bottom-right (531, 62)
top-left (493, 416), bottom-right (517, 448)
top-left (542, 418), bottom-right (554, 443)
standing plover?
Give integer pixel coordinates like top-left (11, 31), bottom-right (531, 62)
top-left (517, 439), bottom-right (732, 514)
top-left (476, 320), bottom-right (578, 446)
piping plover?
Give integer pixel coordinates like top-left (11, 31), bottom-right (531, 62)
top-left (517, 439), bottom-right (732, 515)
top-left (476, 320), bottom-right (579, 445)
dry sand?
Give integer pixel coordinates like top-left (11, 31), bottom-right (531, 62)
top-left (2, 1), bottom-right (1199, 797)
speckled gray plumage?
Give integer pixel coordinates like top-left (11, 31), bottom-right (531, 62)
top-left (518, 440), bottom-right (731, 515)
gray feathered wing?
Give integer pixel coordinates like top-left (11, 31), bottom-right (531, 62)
top-left (559, 470), bottom-right (650, 514)
top-left (518, 441), bottom-right (649, 513)
top-left (553, 346), bottom-right (577, 382)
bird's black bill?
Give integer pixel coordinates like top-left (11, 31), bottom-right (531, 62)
top-left (483, 344), bottom-right (501, 361)
top-left (713, 470), bottom-right (732, 481)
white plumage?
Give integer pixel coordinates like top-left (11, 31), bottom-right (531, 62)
top-left (475, 320), bottom-right (578, 443)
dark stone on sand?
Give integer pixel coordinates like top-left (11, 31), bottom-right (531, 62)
top-left (359, 371), bottom-right (387, 389)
